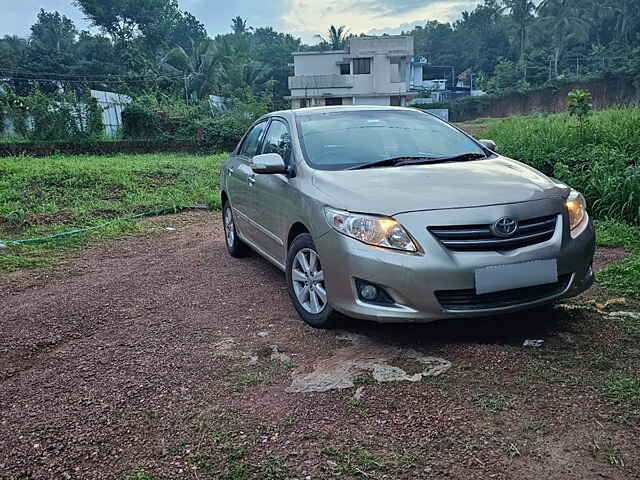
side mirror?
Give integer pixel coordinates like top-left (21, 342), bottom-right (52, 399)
top-left (252, 153), bottom-right (287, 174)
top-left (478, 139), bottom-right (497, 151)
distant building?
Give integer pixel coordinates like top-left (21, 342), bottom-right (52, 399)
top-left (287, 35), bottom-right (415, 108)
top-left (91, 90), bottom-right (131, 137)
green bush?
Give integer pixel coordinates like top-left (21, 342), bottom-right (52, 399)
top-left (0, 88), bottom-right (104, 142)
top-left (121, 93), bottom-right (271, 144)
top-left (486, 108), bottom-right (640, 225)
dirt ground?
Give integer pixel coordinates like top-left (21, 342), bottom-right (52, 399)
top-left (1, 211), bottom-right (639, 480)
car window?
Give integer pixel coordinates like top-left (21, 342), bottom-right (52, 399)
top-left (261, 119), bottom-right (292, 164)
top-left (296, 110), bottom-right (484, 170)
top-left (240, 121), bottom-right (267, 157)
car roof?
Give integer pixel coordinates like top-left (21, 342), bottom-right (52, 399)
top-left (266, 105), bottom-right (420, 119)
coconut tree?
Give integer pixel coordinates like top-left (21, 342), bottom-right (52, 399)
top-left (160, 38), bottom-right (221, 101)
top-left (504, 0), bottom-right (536, 61)
top-left (231, 16), bottom-right (249, 35)
top-left (316, 25), bottom-right (349, 50)
top-left (537, 0), bottom-right (589, 78)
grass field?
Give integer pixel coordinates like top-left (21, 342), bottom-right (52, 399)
top-left (0, 153), bottom-right (225, 271)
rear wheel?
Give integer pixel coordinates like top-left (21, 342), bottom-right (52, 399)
top-left (222, 201), bottom-right (250, 258)
top-left (286, 233), bottom-right (339, 329)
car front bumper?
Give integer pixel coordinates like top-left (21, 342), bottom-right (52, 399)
top-left (314, 199), bottom-right (595, 323)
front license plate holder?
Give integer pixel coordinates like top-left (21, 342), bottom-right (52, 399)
top-left (474, 259), bottom-right (558, 295)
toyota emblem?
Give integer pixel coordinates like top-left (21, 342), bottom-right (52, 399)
top-left (491, 217), bottom-right (518, 237)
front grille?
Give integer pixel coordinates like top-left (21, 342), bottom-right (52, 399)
top-left (428, 214), bottom-right (558, 251)
top-left (435, 274), bottom-right (571, 311)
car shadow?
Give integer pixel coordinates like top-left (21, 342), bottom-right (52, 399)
top-left (335, 304), bottom-right (570, 349)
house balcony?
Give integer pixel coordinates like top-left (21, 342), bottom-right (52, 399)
top-left (288, 74), bottom-right (354, 90)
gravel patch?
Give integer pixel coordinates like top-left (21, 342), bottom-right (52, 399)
top-left (1, 210), bottom-right (638, 479)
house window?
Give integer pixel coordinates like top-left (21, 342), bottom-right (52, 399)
top-left (325, 97), bottom-right (343, 106)
top-left (353, 58), bottom-right (371, 75)
top-left (339, 63), bottom-right (351, 75)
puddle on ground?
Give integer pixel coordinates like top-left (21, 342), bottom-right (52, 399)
top-left (286, 331), bottom-right (451, 393)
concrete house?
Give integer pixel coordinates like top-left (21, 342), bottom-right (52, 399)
top-left (287, 35), bottom-right (415, 109)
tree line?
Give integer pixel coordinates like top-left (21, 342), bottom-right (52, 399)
top-left (0, 0), bottom-right (638, 106)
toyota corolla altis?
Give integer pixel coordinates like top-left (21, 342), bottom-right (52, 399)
top-left (220, 106), bottom-right (595, 328)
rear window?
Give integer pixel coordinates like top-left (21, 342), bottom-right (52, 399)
top-left (296, 110), bottom-right (483, 170)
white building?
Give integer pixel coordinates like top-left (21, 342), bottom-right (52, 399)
top-left (287, 36), bottom-right (415, 109)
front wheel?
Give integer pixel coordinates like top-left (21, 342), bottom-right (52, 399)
top-left (286, 233), bottom-right (339, 329)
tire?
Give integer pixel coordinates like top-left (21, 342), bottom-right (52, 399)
top-left (286, 233), bottom-right (339, 329)
top-left (222, 201), bottom-right (251, 258)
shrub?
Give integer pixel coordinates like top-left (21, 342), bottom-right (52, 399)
top-left (567, 89), bottom-right (593, 129)
top-left (121, 92), bottom-right (271, 143)
top-left (0, 88), bottom-right (104, 141)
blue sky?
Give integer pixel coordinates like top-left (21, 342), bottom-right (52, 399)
top-left (1, 0), bottom-right (483, 42)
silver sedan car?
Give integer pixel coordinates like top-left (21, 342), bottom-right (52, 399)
top-left (220, 106), bottom-right (595, 328)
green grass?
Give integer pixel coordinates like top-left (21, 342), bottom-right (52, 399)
top-left (320, 445), bottom-right (416, 477)
top-left (0, 153), bottom-right (225, 271)
top-left (472, 392), bottom-right (513, 412)
top-left (595, 220), bottom-right (640, 297)
top-left (600, 376), bottom-right (640, 425)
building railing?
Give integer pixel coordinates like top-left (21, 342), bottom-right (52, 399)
top-left (288, 74), bottom-right (354, 90)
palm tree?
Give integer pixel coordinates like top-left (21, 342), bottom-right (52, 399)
top-left (537, 0), bottom-right (589, 78)
top-left (160, 38), bottom-right (221, 101)
top-left (609, 0), bottom-right (639, 43)
top-left (231, 16), bottom-right (249, 35)
top-left (505, 0), bottom-right (535, 61)
top-left (316, 25), bottom-right (349, 50)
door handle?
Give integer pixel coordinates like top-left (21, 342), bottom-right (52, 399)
top-left (248, 175), bottom-right (256, 186)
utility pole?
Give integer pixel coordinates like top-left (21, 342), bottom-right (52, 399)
top-left (184, 75), bottom-right (189, 105)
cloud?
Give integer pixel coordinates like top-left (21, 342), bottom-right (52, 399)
top-left (278, 0), bottom-right (481, 42)
top-left (1, 0), bottom-right (483, 43)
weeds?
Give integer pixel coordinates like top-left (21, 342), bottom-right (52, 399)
top-left (600, 376), bottom-right (640, 425)
top-left (595, 220), bottom-right (640, 297)
top-left (472, 392), bottom-right (512, 412)
top-left (590, 438), bottom-right (625, 468)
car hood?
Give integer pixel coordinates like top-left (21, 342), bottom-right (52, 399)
top-left (311, 157), bottom-right (570, 216)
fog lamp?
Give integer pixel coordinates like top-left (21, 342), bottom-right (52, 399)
top-left (360, 284), bottom-right (378, 300)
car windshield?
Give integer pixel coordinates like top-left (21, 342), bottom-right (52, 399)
top-left (296, 109), bottom-right (486, 170)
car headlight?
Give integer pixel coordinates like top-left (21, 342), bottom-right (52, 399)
top-left (565, 190), bottom-right (587, 236)
top-left (324, 208), bottom-right (418, 252)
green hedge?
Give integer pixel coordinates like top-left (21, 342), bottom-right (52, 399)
top-left (0, 139), bottom-right (236, 158)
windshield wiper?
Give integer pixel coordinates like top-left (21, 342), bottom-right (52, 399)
top-left (395, 152), bottom-right (487, 166)
top-left (347, 156), bottom-right (436, 170)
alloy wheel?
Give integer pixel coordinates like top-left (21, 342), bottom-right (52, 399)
top-left (291, 248), bottom-right (327, 314)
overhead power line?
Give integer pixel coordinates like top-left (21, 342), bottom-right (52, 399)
top-left (0, 67), bottom-right (186, 80)
top-left (0, 74), bottom-right (186, 84)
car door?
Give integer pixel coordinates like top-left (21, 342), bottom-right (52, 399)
top-left (226, 120), bottom-right (268, 241)
top-left (250, 118), bottom-right (296, 263)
